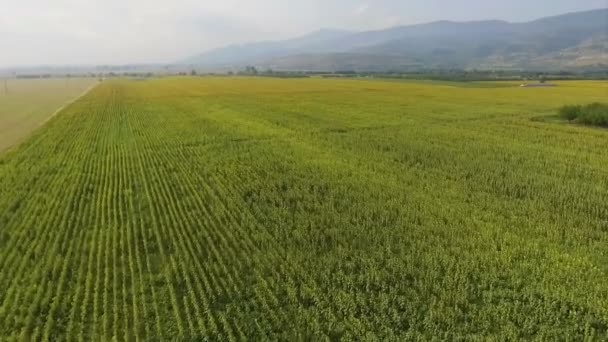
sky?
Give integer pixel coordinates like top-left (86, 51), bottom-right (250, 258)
top-left (0, 0), bottom-right (606, 67)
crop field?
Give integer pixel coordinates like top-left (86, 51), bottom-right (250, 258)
top-left (0, 77), bottom-right (607, 340)
top-left (0, 78), bottom-right (96, 152)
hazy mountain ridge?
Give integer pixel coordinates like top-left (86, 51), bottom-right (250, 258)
top-left (183, 9), bottom-right (608, 71)
top-left (181, 29), bottom-right (352, 66)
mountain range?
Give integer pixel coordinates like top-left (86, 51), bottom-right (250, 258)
top-left (181, 8), bottom-right (608, 72)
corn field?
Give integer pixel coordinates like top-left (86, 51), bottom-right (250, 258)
top-left (0, 77), bottom-right (607, 340)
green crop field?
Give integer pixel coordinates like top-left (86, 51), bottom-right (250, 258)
top-left (0, 77), bottom-right (607, 340)
top-left (0, 78), bottom-right (96, 152)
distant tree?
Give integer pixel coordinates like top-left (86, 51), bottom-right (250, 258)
top-left (559, 105), bottom-right (581, 123)
top-left (577, 103), bottom-right (608, 127)
top-left (244, 66), bottom-right (258, 75)
top-left (190, 69), bottom-right (197, 76)
top-left (538, 73), bottom-right (546, 83)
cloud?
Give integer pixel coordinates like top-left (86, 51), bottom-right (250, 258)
top-left (0, 0), bottom-right (272, 65)
top-left (354, 4), bottom-right (370, 16)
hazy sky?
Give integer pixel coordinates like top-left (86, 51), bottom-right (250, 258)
top-left (1, 0), bottom-right (606, 66)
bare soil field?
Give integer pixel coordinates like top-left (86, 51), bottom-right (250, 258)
top-left (0, 78), bottom-right (96, 152)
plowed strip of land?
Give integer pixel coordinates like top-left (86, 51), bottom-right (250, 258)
top-left (0, 78), bottom-right (97, 152)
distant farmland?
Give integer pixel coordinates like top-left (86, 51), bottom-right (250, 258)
top-left (0, 77), bottom-right (607, 340)
top-left (0, 78), bottom-right (96, 152)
